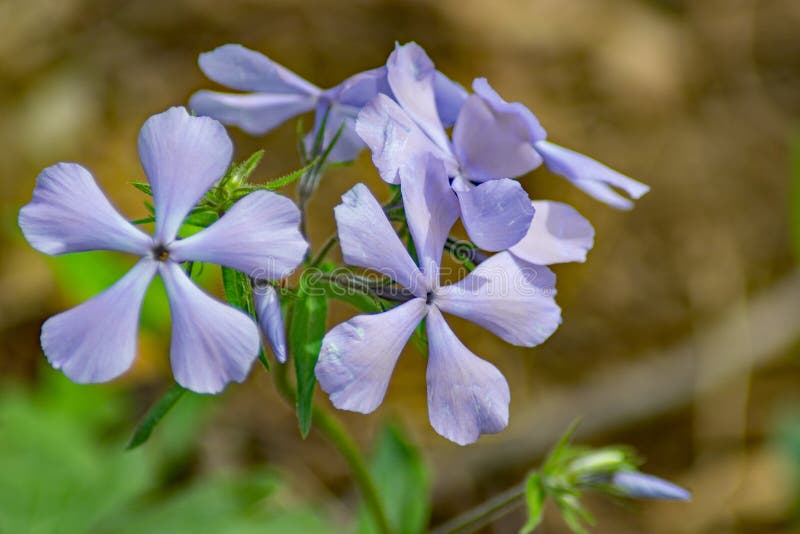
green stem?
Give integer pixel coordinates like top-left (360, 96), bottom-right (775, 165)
top-left (430, 481), bottom-right (526, 534)
top-left (309, 234), bottom-right (338, 268)
top-left (272, 361), bottom-right (391, 534)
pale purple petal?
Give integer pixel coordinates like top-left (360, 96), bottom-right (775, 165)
top-left (453, 89), bottom-right (542, 182)
top-left (356, 94), bottom-right (456, 184)
top-left (435, 251), bottom-right (561, 347)
top-left (160, 261), bottom-right (260, 394)
top-left (316, 298), bottom-right (427, 413)
top-left (333, 67), bottom-right (392, 108)
top-left (434, 71), bottom-right (468, 127)
top-left (138, 107), bottom-right (233, 243)
top-left (170, 190), bottom-right (307, 280)
top-left (534, 141), bottom-right (650, 210)
top-left (189, 90), bottom-right (316, 136)
top-left (472, 78), bottom-right (547, 143)
top-left (453, 177), bottom-right (535, 251)
top-left (400, 156), bottom-right (459, 288)
top-left (198, 44), bottom-right (321, 95)
top-left (612, 472), bottom-right (691, 501)
top-left (41, 259), bottom-right (157, 383)
top-left (335, 183), bottom-right (427, 297)
top-left (19, 163), bottom-right (152, 256)
top-left (510, 201), bottom-right (594, 265)
top-left (386, 42), bottom-right (451, 152)
top-left (425, 306), bottom-right (510, 445)
top-left (254, 284), bottom-right (287, 363)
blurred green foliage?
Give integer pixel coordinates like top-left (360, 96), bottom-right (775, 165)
top-left (0, 370), bottom-right (330, 533)
top-left (357, 424), bottom-right (431, 534)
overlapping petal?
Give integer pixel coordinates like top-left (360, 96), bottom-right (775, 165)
top-left (197, 44), bottom-right (321, 95)
top-left (160, 261), bottom-right (260, 394)
top-left (316, 298), bottom-right (427, 413)
top-left (170, 190), bottom-right (307, 280)
top-left (425, 306), bottom-right (510, 445)
top-left (254, 284), bottom-right (287, 363)
top-left (434, 71), bottom-right (468, 127)
top-left (19, 163), bottom-right (152, 256)
top-left (534, 141), bottom-right (649, 210)
top-left (334, 183), bottom-right (427, 297)
top-left (435, 251), bottom-right (561, 347)
top-left (400, 156), bottom-right (459, 288)
top-left (41, 259), bottom-right (158, 383)
top-left (453, 88), bottom-right (542, 182)
top-left (356, 94), bottom-right (456, 184)
top-left (510, 201), bottom-right (594, 265)
top-left (386, 42), bottom-right (451, 152)
top-left (190, 91), bottom-right (316, 136)
top-left (137, 107), bottom-right (233, 242)
top-left (453, 177), bottom-right (535, 251)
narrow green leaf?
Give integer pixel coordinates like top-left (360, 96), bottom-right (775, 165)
top-left (127, 384), bottom-right (186, 449)
top-left (261, 158), bottom-right (318, 191)
top-left (357, 424), bottom-right (431, 534)
top-left (130, 181), bottom-right (153, 196)
top-left (542, 418), bottom-right (582, 475)
top-left (130, 216), bottom-right (155, 225)
top-left (221, 267), bottom-right (269, 371)
top-left (144, 200), bottom-right (155, 215)
top-left (520, 473), bottom-right (546, 534)
top-left (289, 276), bottom-right (328, 437)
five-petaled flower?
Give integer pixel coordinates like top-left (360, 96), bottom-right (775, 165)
top-left (18, 106), bottom-right (308, 393)
top-left (189, 44), bottom-right (467, 163)
top-left (356, 42), bottom-right (649, 253)
top-left (315, 157), bottom-right (562, 445)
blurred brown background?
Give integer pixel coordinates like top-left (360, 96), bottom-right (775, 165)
top-left (1, 0), bottom-right (799, 532)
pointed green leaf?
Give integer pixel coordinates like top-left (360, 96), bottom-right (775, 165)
top-left (289, 276), bottom-right (328, 437)
top-left (520, 472), bottom-right (546, 534)
top-left (126, 383), bottom-right (186, 449)
top-left (130, 181), bottom-right (152, 196)
top-left (260, 158), bottom-right (318, 191)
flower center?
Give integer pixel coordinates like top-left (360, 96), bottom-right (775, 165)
top-left (152, 243), bottom-right (170, 262)
top-left (426, 290), bottom-right (435, 305)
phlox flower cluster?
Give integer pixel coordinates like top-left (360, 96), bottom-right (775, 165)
top-left (20, 41), bottom-right (649, 445)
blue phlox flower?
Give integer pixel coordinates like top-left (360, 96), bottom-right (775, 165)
top-left (314, 156), bottom-right (562, 445)
top-left (18, 106), bottom-right (308, 393)
top-left (189, 44), bottom-right (467, 163)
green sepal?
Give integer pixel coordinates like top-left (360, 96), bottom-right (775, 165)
top-left (519, 472), bottom-right (546, 534)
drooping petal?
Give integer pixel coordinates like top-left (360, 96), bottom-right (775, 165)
top-left (41, 259), bottom-right (157, 383)
top-left (435, 251), bottom-right (561, 347)
top-left (472, 78), bottom-right (547, 143)
top-left (316, 298), bottom-right (427, 413)
top-left (534, 141), bottom-right (650, 210)
top-left (189, 90), bottom-right (316, 136)
top-left (510, 201), bottom-right (594, 265)
top-left (386, 42), bottom-right (451, 152)
top-left (453, 177), bottom-right (535, 251)
top-left (335, 183), bottom-right (427, 297)
top-left (434, 71), bottom-right (468, 127)
top-left (611, 472), bottom-right (691, 501)
top-left (198, 44), bottom-right (321, 95)
top-left (138, 107), bottom-right (233, 243)
top-left (400, 156), bottom-right (459, 288)
top-left (356, 94), bottom-right (456, 184)
top-left (253, 284), bottom-right (287, 363)
top-left (160, 261), bottom-right (260, 394)
top-left (425, 306), bottom-right (510, 445)
top-left (170, 190), bottom-right (307, 280)
top-left (453, 83), bottom-right (543, 181)
top-left (19, 163), bottom-right (153, 256)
